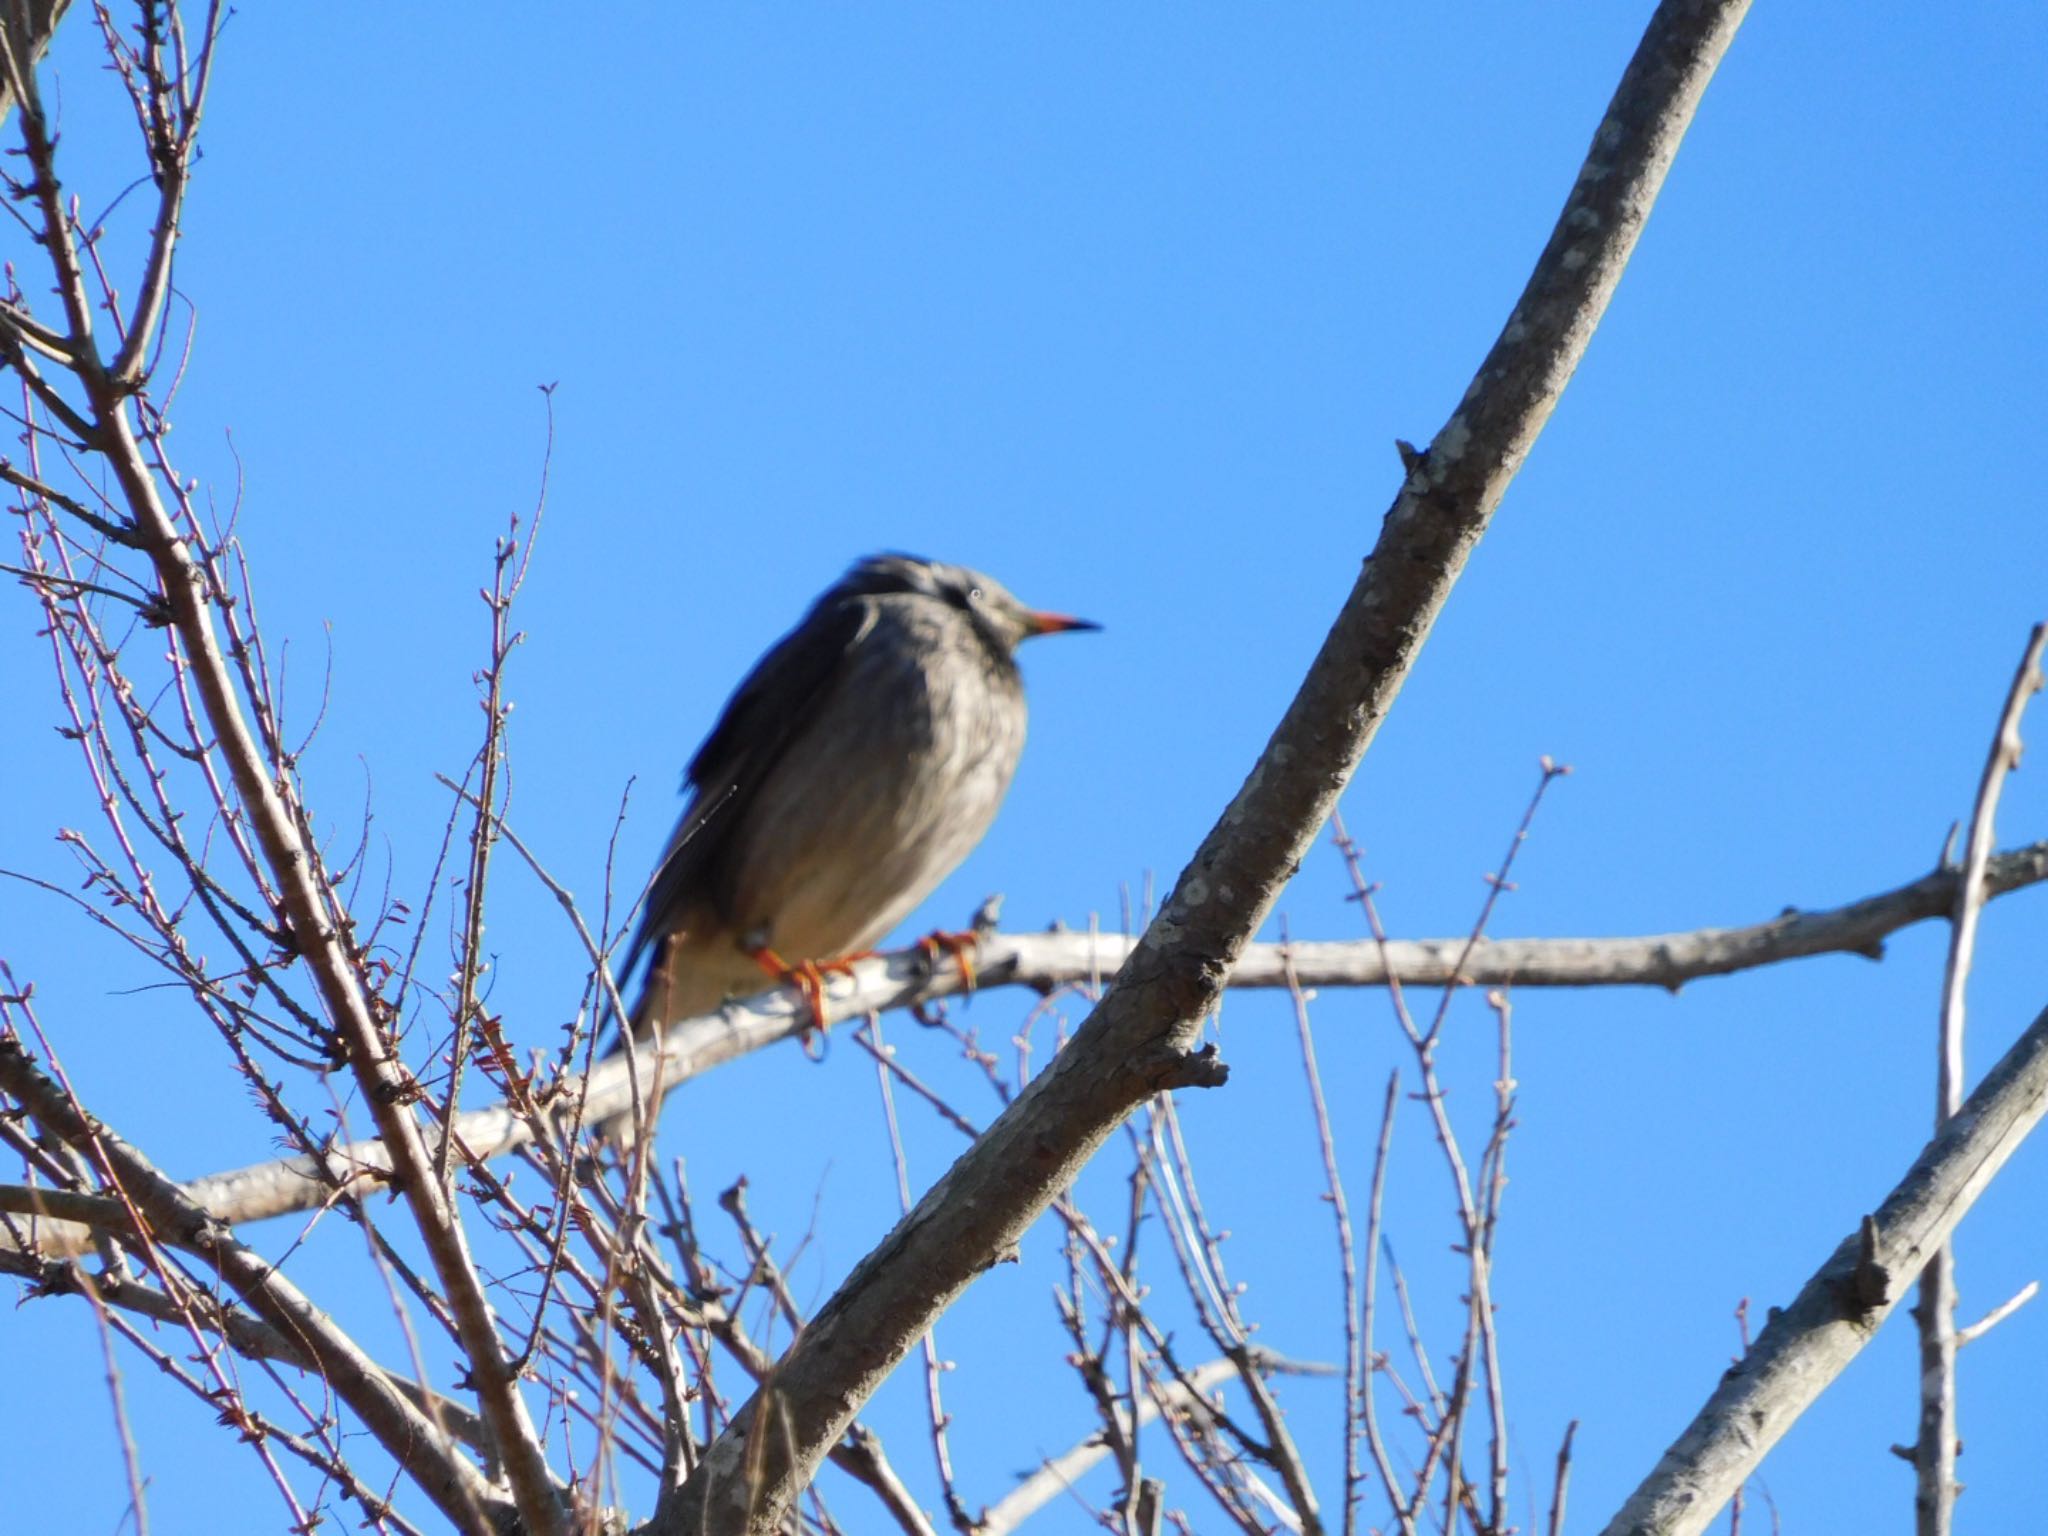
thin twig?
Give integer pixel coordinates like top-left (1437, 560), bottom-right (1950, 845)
top-left (1280, 936), bottom-right (1364, 1535)
top-left (1913, 623), bottom-right (2045, 1536)
top-left (1347, 763), bottom-right (1563, 1532)
top-left (72, 1262), bottom-right (152, 1536)
top-left (1955, 1279), bottom-right (2038, 1347)
top-left (868, 1012), bottom-right (974, 1533)
top-left (1477, 989), bottom-right (1516, 1533)
top-left (1358, 1072), bottom-right (1414, 1536)
top-left (1546, 1421), bottom-right (1578, 1536)
top-left (439, 399), bottom-right (552, 1188)
top-left (1147, 1098), bottom-right (1326, 1534)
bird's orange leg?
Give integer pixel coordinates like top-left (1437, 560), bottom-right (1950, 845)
top-left (749, 946), bottom-right (874, 1037)
top-left (916, 930), bottom-right (980, 993)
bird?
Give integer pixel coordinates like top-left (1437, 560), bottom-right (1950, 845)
top-left (615, 553), bottom-right (1097, 1042)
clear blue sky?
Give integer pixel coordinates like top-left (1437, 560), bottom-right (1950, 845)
top-left (3, 4), bottom-right (2045, 1532)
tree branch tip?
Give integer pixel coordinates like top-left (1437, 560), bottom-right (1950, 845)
top-left (1956, 1278), bottom-right (2039, 1346)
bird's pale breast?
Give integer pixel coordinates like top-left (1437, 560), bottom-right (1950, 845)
top-left (723, 600), bottom-right (1027, 962)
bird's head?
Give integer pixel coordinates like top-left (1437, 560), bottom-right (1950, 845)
top-left (845, 553), bottom-right (1100, 657)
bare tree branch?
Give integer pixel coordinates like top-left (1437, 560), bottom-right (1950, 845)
top-left (660, 3), bottom-right (1753, 1530)
top-left (0, 1243), bottom-right (490, 1451)
top-left (12, 826), bottom-right (2041, 1265)
top-left (1911, 622), bottom-right (2045, 1536)
top-left (0, 1034), bottom-right (513, 1533)
top-left (0, 27), bottom-right (567, 1530)
top-left (1281, 950), bottom-right (1363, 1535)
top-left (20, 6), bottom-right (2039, 1536)
top-left (1597, 993), bottom-right (2048, 1536)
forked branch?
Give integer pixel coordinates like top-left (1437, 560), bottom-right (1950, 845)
top-left (661, 3), bottom-right (1754, 1530)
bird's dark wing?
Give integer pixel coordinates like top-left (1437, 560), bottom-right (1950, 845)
top-left (617, 590), bottom-right (881, 989)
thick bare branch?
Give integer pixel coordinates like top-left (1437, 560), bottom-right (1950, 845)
top-left (1597, 994), bottom-right (2048, 1536)
top-left (661, 4), bottom-right (1752, 1530)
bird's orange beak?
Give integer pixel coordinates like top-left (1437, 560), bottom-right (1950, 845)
top-left (1024, 610), bottom-right (1102, 637)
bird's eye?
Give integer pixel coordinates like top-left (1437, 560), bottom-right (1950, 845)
top-left (967, 585), bottom-right (984, 603)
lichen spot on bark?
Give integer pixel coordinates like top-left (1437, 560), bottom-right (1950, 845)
top-left (1432, 414), bottom-right (1472, 467)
